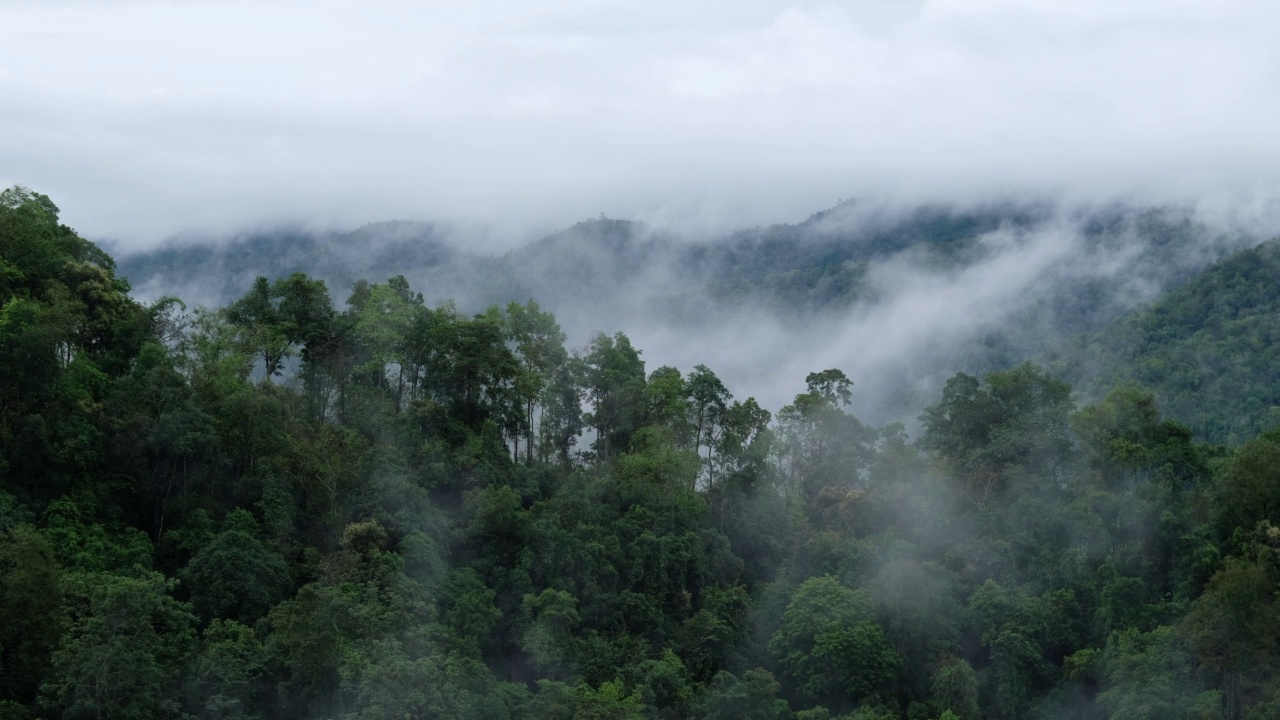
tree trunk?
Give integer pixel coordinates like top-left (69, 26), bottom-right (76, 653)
top-left (1225, 671), bottom-right (1240, 720)
top-left (526, 400), bottom-right (534, 465)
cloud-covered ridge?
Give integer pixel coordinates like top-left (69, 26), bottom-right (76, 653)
top-left (4, 0), bottom-right (1280, 244)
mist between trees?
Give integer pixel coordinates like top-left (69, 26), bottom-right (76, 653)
top-left (114, 196), bottom-right (1261, 433)
top-left (3, 185), bottom-right (1280, 720)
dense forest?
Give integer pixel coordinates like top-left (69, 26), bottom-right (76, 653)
top-left (1067, 239), bottom-right (1280, 445)
top-left (4, 185), bottom-right (1280, 720)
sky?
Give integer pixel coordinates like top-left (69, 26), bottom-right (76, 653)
top-left (4, 0), bottom-right (1280, 247)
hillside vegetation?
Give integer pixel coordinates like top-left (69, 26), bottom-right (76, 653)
top-left (3, 187), bottom-right (1280, 720)
top-left (115, 201), bottom-right (1242, 429)
top-left (1070, 239), bottom-right (1280, 445)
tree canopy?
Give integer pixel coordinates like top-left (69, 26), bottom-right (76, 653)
top-left (0, 187), bottom-right (1273, 720)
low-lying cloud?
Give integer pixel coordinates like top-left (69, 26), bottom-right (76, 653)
top-left (120, 198), bottom-right (1260, 434)
top-left (4, 0), bottom-right (1280, 245)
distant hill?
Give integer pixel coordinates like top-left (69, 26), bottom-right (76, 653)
top-left (1066, 239), bottom-right (1280, 445)
top-left (116, 200), bottom-right (1215, 322)
top-left (114, 200), bottom-right (1253, 426)
top-left (114, 220), bottom-right (459, 307)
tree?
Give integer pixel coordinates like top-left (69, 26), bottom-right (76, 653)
top-left (582, 332), bottom-right (646, 461)
top-left (524, 680), bottom-right (645, 720)
top-left (774, 369), bottom-right (870, 503)
top-left (338, 641), bottom-right (519, 720)
top-left (186, 620), bottom-right (266, 720)
top-left (0, 525), bottom-right (65, 705)
top-left (224, 273), bottom-right (331, 385)
top-left (768, 575), bottom-right (898, 708)
top-left (686, 364), bottom-right (732, 489)
top-left (259, 582), bottom-right (369, 718)
top-left (1213, 435), bottom-right (1280, 535)
top-left (715, 397), bottom-right (772, 478)
top-left (182, 510), bottom-right (290, 625)
top-left (521, 589), bottom-right (580, 680)
top-left (930, 656), bottom-right (979, 720)
top-left (1183, 558), bottom-right (1280, 719)
top-left (506, 300), bottom-right (569, 463)
top-left (641, 366), bottom-right (693, 446)
top-left (538, 356), bottom-right (585, 463)
top-left (440, 568), bottom-right (502, 657)
top-left (224, 277), bottom-right (290, 384)
top-left (919, 363), bottom-right (1074, 507)
top-left (41, 571), bottom-right (196, 720)
top-left (350, 275), bottom-right (421, 411)
top-left (805, 369), bottom-right (853, 407)
top-left (1073, 385), bottom-right (1207, 493)
top-left (700, 668), bottom-right (790, 720)
top-left (419, 305), bottom-right (521, 433)
top-left (964, 580), bottom-right (1054, 720)
top-left (869, 560), bottom-right (961, 695)
top-left (1097, 626), bottom-right (1200, 720)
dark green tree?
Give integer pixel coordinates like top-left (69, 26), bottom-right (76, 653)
top-left (41, 571), bottom-right (196, 720)
top-left (768, 575), bottom-right (898, 708)
top-left (182, 509), bottom-right (290, 624)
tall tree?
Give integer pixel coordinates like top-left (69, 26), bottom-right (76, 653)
top-left (506, 300), bottom-right (569, 463)
top-left (919, 363), bottom-right (1075, 508)
top-left (686, 364), bottom-right (731, 489)
top-left (582, 332), bottom-right (645, 461)
top-left (773, 369), bottom-right (870, 503)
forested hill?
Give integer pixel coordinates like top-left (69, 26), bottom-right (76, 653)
top-left (115, 202), bottom-right (1029, 313)
top-left (8, 186), bottom-right (1280, 720)
top-left (1066, 238), bottom-right (1280, 445)
top-left (113, 199), bottom-right (1246, 429)
top-left (114, 201), bottom-right (1219, 324)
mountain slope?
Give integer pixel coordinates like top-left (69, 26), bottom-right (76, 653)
top-left (112, 200), bottom-right (1252, 426)
top-left (1068, 239), bottom-right (1280, 444)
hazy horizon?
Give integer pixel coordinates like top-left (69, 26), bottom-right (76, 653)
top-left (6, 0), bottom-right (1280, 248)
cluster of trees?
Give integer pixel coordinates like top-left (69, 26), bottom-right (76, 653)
top-left (3, 186), bottom-right (1280, 720)
top-left (1073, 239), bottom-right (1280, 445)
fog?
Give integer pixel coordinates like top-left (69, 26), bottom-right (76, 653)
top-left (579, 203), bottom-right (1254, 423)
top-left (5, 0), bottom-right (1280, 246)
top-left (6, 5), bottom-right (1279, 715)
top-left (9, 0), bottom-right (1280, 429)
top-left (117, 196), bottom-right (1261, 433)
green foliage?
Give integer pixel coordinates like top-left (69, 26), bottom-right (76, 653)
top-left (1213, 434), bottom-right (1280, 534)
top-left (583, 332), bottom-right (646, 461)
top-left (224, 273), bottom-right (332, 384)
top-left (768, 575), bottom-right (898, 707)
top-left (524, 679), bottom-right (646, 720)
top-left (259, 581), bottom-right (367, 717)
top-left (1098, 626), bottom-right (1198, 720)
top-left (42, 571), bottom-right (196, 720)
top-left (1077, 239), bottom-right (1280, 445)
top-left (700, 668), bottom-right (790, 720)
top-left (183, 509), bottom-right (290, 624)
top-left (42, 497), bottom-right (153, 572)
top-left (964, 580), bottom-right (1055, 719)
top-left (187, 619), bottom-right (266, 720)
top-left (774, 369), bottom-right (872, 504)
top-left (1182, 557), bottom-right (1280, 717)
top-left (5, 188), bottom-right (1280, 720)
top-left (0, 525), bottom-right (65, 704)
top-left (929, 657), bottom-right (979, 720)
top-left (920, 362), bottom-right (1075, 507)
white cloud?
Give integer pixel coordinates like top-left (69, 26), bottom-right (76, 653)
top-left (3, 0), bottom-right (1280, 245)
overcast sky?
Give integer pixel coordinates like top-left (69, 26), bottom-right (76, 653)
top-left (4, 0), bottom-right (1280, 247)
